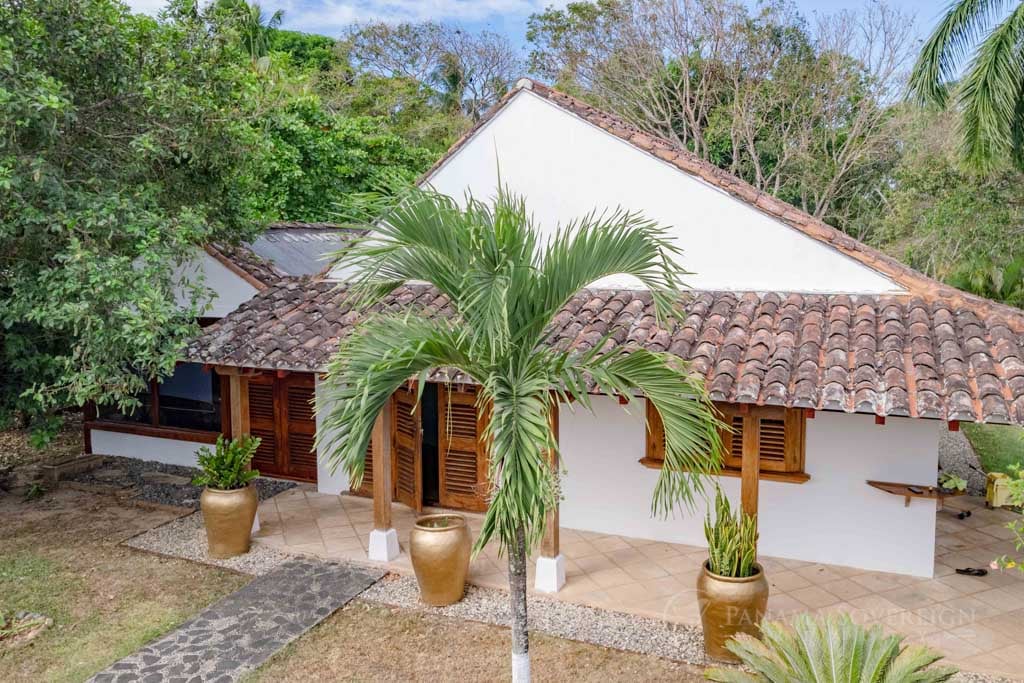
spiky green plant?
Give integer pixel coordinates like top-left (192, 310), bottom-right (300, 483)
top-left (319, 186), bottom-right (724, 682)
top-left (192, 435), bottom-right (261, 490)
top-left (706, 613), bottom-right (958, 683)
top-left (909, 1), bottom-right (1024, 172)
top-left (704, 486), bottom-right (758, 578)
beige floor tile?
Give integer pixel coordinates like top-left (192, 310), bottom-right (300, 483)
top-left (768, 570), bottom-right (812, 592)
top-left (822, 578), bottom-right (874, 602)
top-left (588, 567), bottom-right (636, 590)
top-left (878, 584), bottom-right (939, 610)
top-left (920, 631), bottom-right (983, 661)
top-left (620, 561), bottom-right (670, 581)
top-left (793, 564), bottom-right (845, 585)
top-left (790, 585), bottom-right (841, 610)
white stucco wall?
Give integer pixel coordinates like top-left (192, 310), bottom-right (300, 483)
top-left (90, 430), bottom-right (205, 468)
top-left (406, 90), bottom-right (903, 295)
top-left (174, 250), bottom-right (259, 319)
top-left (558, 395), bottom-right (940, 577)
top-left (314, 376), bottom-right (349, 495)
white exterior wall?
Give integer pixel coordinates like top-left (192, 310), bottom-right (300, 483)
top-left (558, 395), bottom-right (940, 577)
top-left (174, 250), bottom-right (259, 318)
top-left (90, 429), bottom-right (205, 468)
top-left (314, 376), bottom-right (349, 495)
top-left (413, 91), bottom-right (903, 295)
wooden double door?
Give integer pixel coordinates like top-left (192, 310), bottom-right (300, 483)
top-left (353, 383), bottom-right (490, 512)
top-left (247, 373), bottom-right (317, 482)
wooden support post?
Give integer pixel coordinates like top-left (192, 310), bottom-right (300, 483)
top-left (228, 374), bottom-right (250, 438)
top-left (371, 399), bottom-right (393, 531)
top-left (740, 414), bottom-right (760, 518)
top-left (536, 401), bottom-right (565, 592)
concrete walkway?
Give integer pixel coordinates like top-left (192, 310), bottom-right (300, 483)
top-left (89, 557), bottom-right (383, 682)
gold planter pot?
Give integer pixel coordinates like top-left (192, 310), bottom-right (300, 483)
top-left (200, 485), bottom-right (258, 559)
top-left (409, 513), bottom-right (471, 606)
top-left (696, 561), bottom-right (769, 662)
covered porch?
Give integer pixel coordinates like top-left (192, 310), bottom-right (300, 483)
top-left (253, 487), bottom-right (1024, 678)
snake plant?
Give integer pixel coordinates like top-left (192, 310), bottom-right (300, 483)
top-left (704, 486), bottom-right (758, 578)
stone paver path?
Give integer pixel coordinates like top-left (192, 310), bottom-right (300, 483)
top-left (90, 557), bottom-right (383, 682)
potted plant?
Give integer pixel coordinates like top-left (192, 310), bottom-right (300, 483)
top-left (697, 487), bottom-right (768, 662)
top-left (409, 513), bottom-right (471, 606)
top-left (193, 435), bottom-right (261, 559)
top-left (938, 472), bottom-right (967, 494)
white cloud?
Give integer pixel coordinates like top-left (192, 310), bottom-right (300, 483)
top-left (122, 0), bottom-right (170, 14)
top-left (285, 0), bottom-right (563, 34)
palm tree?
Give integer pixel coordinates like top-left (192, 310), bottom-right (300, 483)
top-left (319, 188), bottom-right (723, 682)
top-left (909, 1), bottom-right (1024, 171)
top-left (215, 0), bottom-right (283, 63)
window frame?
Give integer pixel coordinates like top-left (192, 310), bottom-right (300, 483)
top-left (643, 400), bottom-right (809, 484)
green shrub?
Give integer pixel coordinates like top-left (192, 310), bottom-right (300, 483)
top-left (706, 613), bottom-right (958, 683)
top-left (192, 435), bottom-right (261, 490)
top-left (704, 487), bottom-right (758, 578)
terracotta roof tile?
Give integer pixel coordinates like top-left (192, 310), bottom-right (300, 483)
top-left (187, 281), bottom-right (1024, 424)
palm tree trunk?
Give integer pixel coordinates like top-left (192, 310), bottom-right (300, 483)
top-left (508, 523), bottom-right (530, 682)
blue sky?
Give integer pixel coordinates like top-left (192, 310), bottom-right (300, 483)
top-left (125, 1), bottom-right (952, 45)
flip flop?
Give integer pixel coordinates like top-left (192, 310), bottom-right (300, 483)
top-left (955, 568), bottom-right (988, 577)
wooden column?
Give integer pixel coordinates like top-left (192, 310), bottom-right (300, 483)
top-left (540, 402), bottom-right (560, 558)
top-left (371, 396), bottom-right (394, 531)
top-left (228, 374), bottom-right (250, 438)
top-left (740, 414), bottom-right (760, 518)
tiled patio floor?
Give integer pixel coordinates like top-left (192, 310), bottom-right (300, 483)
top-left (254, 489), bottom-right (1024, 678)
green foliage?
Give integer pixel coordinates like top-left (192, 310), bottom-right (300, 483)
top-left (192, 435), bottom-right (261, 490)
top-left (938, 472), bottom-right (967, 492)
top-left (319, 187), bottom-right (724, 557)
top-left (269, 29), bottom-right (338, 72)
top-left (963, 423), bottom-right (1024, 475)
top-left (703, 487), bottom-right (758, 578)
top-left (909, 1), bottom-right (1024, 172)
top-left (22, 483), bottom-right (46, 502)
top-left (706, 613), bottom-right (958, 683)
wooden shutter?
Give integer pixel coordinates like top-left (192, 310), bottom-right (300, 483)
top-left (391, 385), bottom-right (422, 512)
top-left (722, 404), bottom-right (804, 474)
top-left (284, 377), bottom-right (317, 481)
top-left (438, 385), bottom-right (490, 512)
top-left (645, 400), bottom-right (666, 463)
top-left (247, 378), bottom-right (279, 475)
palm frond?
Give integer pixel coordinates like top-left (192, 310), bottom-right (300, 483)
top-left (316, 313), bottom-right (477, 489)
top-left (908, 0), bottom-right (1012, 107)
top-left (958, 2), bottom-right (1024, 171)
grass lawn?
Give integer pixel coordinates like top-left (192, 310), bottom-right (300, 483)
top-left (0, 488), bottom-right (248, 682)
top-left (249, 600), bottom-right (707, 682)
top-left (963, 423), bottom-right (1024, 474)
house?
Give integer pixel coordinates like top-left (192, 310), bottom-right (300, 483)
top-left (90, 80), bottom-right (1024, 584)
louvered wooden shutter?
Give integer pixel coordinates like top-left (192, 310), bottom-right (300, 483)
top-left (723, 405), bottom-right (804, 473)
top-left (284, 378), bottom-right (317, 481)
top-left (391, 386), bottom-right (422, 511)
top-left (438, 385), bottom-right (489, 512)
top-left (248, 379), bottom-right (278, 475)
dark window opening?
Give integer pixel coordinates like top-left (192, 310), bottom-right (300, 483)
top-left (420, 383), bottom-right (439, 506)
top-left (96, 363), bottom-right (221, 433)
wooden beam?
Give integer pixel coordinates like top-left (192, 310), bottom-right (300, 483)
top-left (948, 420), bottom-right (960, 432)
top-left (372, 397), bottom-right (394, 531)
top-left (805, 408), bottom-right (815, 419)
top-left (740, 414), bottom-right (760, 518)
top-left (875, 415), bottom-right (886, 425)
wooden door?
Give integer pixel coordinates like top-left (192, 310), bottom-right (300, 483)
top-left (247, 376), bottom-right (281, 477)
top-left (391, 385), bottom-right (423, 511)
top-left (282, 376), bottom-right (317, 481)
top-left (438, 385), bottom-right (489, 512)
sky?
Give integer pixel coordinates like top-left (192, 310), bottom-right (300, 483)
top-left (124, 0), bottom-right (954, 45)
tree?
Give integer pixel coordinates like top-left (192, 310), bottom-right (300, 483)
top-left (0, 0), bottom-right (275, 434)
top-left (909, 0), bottom-right (1024, 172)
top-left (269, 29), bottom-right (338, 72)
top-left (344, 21), bottom-right (521, 120)
top-left (319, 188), bottom-right (723, 682)
top-left (527, 0), bottom-right (912, 232)
top-left (214, 0), bottom-right (283, 63)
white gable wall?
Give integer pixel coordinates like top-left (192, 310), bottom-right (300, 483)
top-left (174, 250), bottom-right (260, 318)
top-left (423, 91), bottom-right (903, 294)
top-left (558, 396), bottom-right (938, 577)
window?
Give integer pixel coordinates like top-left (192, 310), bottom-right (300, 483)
top-left (97, 362), bottom-right (222, 433)
top-left (644, 401), bottom-right (807, 482)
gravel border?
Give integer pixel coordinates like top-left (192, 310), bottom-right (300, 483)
top-left (361, 574), bottom-right (1019, 682)
top-left (124, 511), bottom-right (290, 576)
top-left (70, 454), bottom-right (296, 509)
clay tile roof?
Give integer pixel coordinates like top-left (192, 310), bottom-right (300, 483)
top-left (205, 243), bottom-right (286, 290)
top-left (187, 282), bottom-right (1024, 425)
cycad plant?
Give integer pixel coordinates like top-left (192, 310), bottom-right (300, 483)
top-left (320, 187), bottom-right (723, 682)
top-left (704, 486), bottom-right (758, 578)
top-left (909, 1), bottom-right (1024, 171)
top-left (705, 613), bottom-right (958, 683)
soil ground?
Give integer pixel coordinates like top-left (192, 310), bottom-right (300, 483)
top-left (248, 600), bottom-right (708, 683)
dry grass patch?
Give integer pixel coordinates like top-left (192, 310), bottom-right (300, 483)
top-left (0, 488), bottom-right (248, 682)
top-left (250, 600), bottom-right (706, 682)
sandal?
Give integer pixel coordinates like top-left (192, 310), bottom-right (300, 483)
top-left (955, 568), bottom-right (988, 577)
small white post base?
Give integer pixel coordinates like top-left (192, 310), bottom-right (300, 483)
top-left (251, 511), bottom-right (260, 535)
top-left (512, 651), bottom-right (530, 682)
top-left (367, 528), bottom-right (400, 562)
top-left (534, 554), bottom-right (566, 593)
